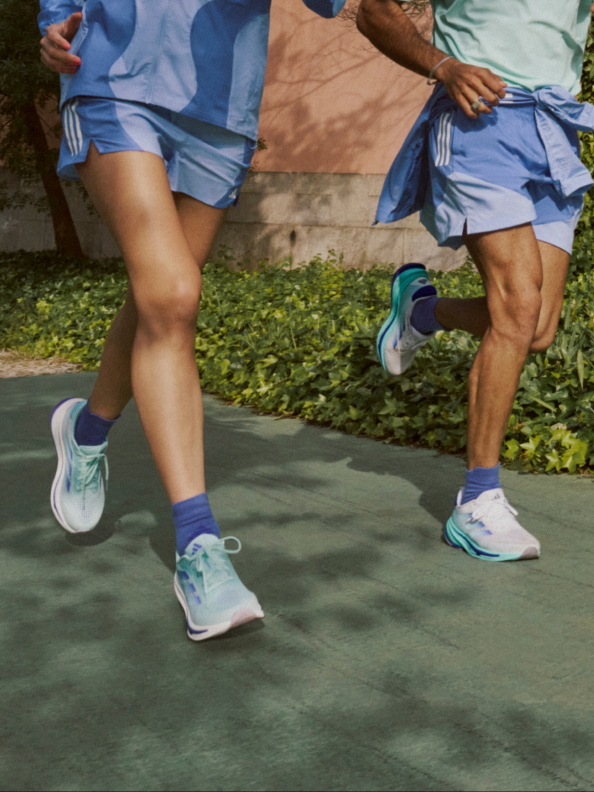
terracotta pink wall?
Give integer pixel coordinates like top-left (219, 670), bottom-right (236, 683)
top-left (256, 0), bottom-right (432, 175)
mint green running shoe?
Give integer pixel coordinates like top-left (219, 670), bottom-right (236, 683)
top-left (175, 534), bottom-right (264, 642)
top-left (377, 263), bottom-right (438, 375)
top-left (50, 398), bottom-right (108, 534)
top-left (444, 488), bottom-right (541, 562)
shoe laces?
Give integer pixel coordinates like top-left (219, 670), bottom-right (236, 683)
top-left (189, 536), bottom-right (242, 595)
top-left (470, 496), bottom-right (518, 526)
top-left (73, 450), bottom-right (108, 497)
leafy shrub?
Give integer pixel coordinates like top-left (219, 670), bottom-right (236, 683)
top-left (2, 248), bottom-right (594, 474)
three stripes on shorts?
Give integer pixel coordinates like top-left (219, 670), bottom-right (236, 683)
top-left (63, 99), bottom-right (84, 156)
top-left (434, 92), bottom-right (515, 169)
top-left (434, 111), bottom-right (453, 168)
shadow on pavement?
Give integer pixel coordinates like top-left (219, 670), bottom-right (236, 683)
top-left (1, 373), bottom-right (594, 791)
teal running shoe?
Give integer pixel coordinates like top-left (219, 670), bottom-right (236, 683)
top-left (175, 534), bottom-right (264, 641)
top-left (50, 398), bottom-right (108, 534)
top-left (377, 263), bottom-right (438, 375)
top-left (444, 488), bottom-right (541, 562)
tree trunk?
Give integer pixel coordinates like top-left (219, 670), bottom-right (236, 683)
top-left (22, 102), bottom-right (85, 258)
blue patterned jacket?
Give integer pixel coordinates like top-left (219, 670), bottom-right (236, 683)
top-left (38, 0), bottom-right (346, 139)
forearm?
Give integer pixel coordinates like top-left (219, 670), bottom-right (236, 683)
top-left (357, 0), bottom-right (448, 78)
top-left (357, 0), bottom-right (507, 119)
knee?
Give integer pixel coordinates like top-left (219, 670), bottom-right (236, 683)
top-left (489, 288), bottom-right (542, 345)
top-left (136, 278), bottom-right (202, 337)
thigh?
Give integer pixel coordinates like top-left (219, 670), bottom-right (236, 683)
top-left (174, 192), bottom-right (227, 269)
top-left (464, 223), bottom-right (543, 303)
top-left (77, 145), bottom-right (223, 294)
top-left (534, 240), bottom-right (570, 337)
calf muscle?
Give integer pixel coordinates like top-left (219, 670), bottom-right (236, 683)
top-left (464, 225), bottom-right (544, 469)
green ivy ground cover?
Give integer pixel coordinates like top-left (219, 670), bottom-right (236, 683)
top-left (2, 248), bottom-right (594, 474)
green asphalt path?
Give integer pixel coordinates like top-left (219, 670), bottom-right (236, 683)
top-left (2, 372), bottom-right (594, 792)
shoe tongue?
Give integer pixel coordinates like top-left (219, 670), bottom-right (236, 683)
top-left (475, 487), bottom-right (505, 505)
top-left (183, 532), bottom-right (219, 557)
top-left (183, 534), bottom-right (231, 593)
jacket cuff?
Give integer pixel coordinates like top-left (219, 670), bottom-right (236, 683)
top-left (38, 3), bottom-right (82, 36)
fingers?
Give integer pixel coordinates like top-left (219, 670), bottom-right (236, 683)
top-left (41, 36), bottom-right (81, 73)
top-left (461, 86), bottom-right (495, 118)
top-left (479, 68), bottom-right (507, 100)
top-left (439, 61), bottom-right (508, 120)
top-left (446, 80), bottom-right (493, 120)
top-left (40, 12), bottom-right (83, 74)
top-left (455, 93), bottom-right (481, 120)
top-left (460, 71), bottom-right (508, 118)
top-left (64, 11), bottom-right (84, 40)
top-left (455, 92), bottom-right (487, 120)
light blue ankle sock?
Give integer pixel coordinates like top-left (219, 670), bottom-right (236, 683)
top-left (173, 493), bottom-right (220, 555)
top-left (411, 295), bottom-right (446, 335)
top-left (74, 402), bottom-right (119, 446)
top-left (462, 464), bottom-right (501, 504)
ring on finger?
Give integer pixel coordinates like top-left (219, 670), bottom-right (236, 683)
top-left (471, 99), bottom-right (484, 112)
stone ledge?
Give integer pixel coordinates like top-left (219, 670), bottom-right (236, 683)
top-left (0, 170), bottom-right (466, 271)
top-left (214, 221), bottom-right (466, 271)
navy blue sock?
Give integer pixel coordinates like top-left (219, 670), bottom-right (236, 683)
top-left (74, 402), bottom-right (119, 446)
top-left (462, 464), bottom-right (501, 504)
top-left (173, 493), bottom-right (220, 555)
top-left (411, 295), bottom-right (446, 335)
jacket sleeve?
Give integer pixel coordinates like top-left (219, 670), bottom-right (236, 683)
top-left (301, 0), bottom-right (347, 19)
top-left (38, 0), bottom-right (84, 36)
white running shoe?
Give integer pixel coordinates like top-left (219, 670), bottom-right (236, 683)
top-left (444, 488), bottom-right (540, 561)
top-left (50, 398), bottom-right (108, 533)
top-left (377, 263), bottom-right (438, 376)
top-left (175, 534), bottom-right (264, 641)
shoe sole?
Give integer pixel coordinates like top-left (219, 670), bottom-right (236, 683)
top-left (50, 398), bottom-right (92, 534)
top-left (377, 264), bottom-right (427, 376)
top-left (444, 517), bottom-right (540, 562)
top-left (174, 573), bottom-right (264, 642)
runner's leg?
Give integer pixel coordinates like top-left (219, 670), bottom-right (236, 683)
top-left (77, 144), bottom-right (225, 503)
top-left (442, 229), bottom-right (570, 560)
top-left (434, 240), bottom-right (570, 350)
top-left (85, 195), bottom-right (225, 422)
top-left (529, 241), bottom-right (571, 351)
top-left (463, 223), bottom-right (543, 469)
top-left (86, 284), bottom-right (136, 420)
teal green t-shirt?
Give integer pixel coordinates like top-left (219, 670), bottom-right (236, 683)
top-left (431, 0), bottom-right (592, 96)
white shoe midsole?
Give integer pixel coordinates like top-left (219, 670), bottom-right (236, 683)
top-left (50, 399), bottom-right (86, 534)
top-left (174, 574), bottom-right (264, 642)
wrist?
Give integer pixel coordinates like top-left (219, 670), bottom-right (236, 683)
top-left (433, 57), bottom-right (458, 83)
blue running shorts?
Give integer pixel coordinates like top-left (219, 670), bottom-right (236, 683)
top-left (58, 97), bottom-right (257, 209)
top-left (420, 89), bottom-right (584, 255)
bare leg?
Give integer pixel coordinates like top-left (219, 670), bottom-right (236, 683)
top-left (436, 296), bottom-right (488, 336)
top-left (529, 241), bottom-right (570, 351)
top-left (77, 145), bottom-right (225, 503)
top-left (87, 284), bottom-right (137, 419)
top-left (463, 224), bottom-right (544, 470)
top-left (435, 240), bottom-right (570, 347)
top-left (87, 195), bottom-right (226, 420)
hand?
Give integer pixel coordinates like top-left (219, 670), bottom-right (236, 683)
top-left (40, 12), bottom-right (83, 74)
top-left (435, 58), bottom-right (507, 119)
